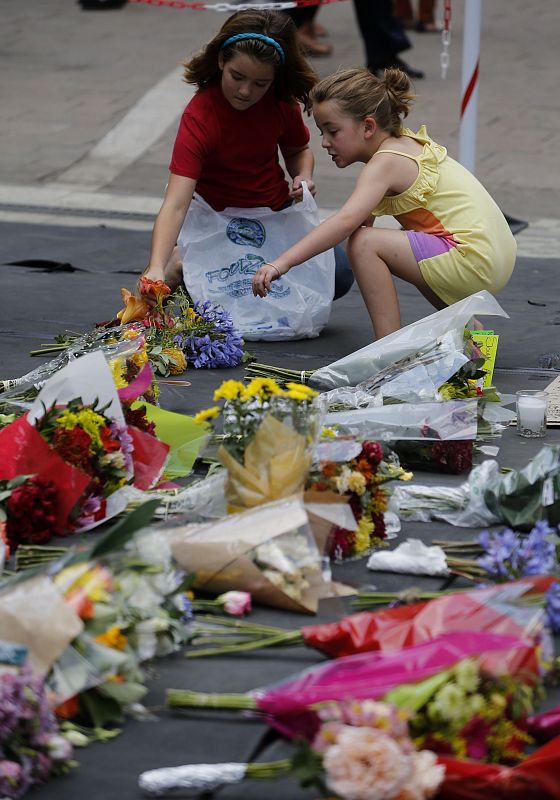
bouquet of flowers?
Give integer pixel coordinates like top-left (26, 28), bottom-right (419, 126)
top-left (388, 656), bottom-right (538, 764)
top-left (197, 377), bottom-right (321, 512)
top-left (245, 291), bottom-right (507, 390)
top-left (0, 353), bottom-right (169, 549)
top-left (116, 279), bottom-right (245, 375)
top-left (305, 439), bottom-right (412, 561)
top-left (182, 576), bottom-right (553, 659)
top-left (388, 439), bottom-right (474, 475)
top-left (167, 497), bottom-right (331, 614)
top-left (0, 659), bottom-right (76, 799)
top-left (140, 697), bottom-right (444, 800)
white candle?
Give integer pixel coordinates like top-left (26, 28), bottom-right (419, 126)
top-left (517, 395), bottom-right (547, 432)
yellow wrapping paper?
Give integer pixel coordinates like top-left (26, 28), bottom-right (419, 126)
top-left (218, 415), bottom-right (311, 512)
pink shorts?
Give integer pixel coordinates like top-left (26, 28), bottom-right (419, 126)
top-left (406, 230), bottom-right (455, 262)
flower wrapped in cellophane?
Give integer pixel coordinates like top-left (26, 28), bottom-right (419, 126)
top-left (305, 437), bottom-right (412, 561)
top-left (166, 497), bottom-right (332, 614)
top-left (0, 655), bottom-right (76, 799)
top-left (140, 695), bottom-right (445, 800)
top-left (0, 353), bottom-right (169, 549)
top-left (198, 377), bottom-right (322, 513)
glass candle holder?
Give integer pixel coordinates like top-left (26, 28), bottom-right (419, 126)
top-left (516, 390), bottom-right (547, 438)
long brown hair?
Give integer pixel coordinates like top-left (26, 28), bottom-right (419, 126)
top-left (183, 10), bottom-right (318, 109)
top-left (310, 67), bottom-right (415, 135)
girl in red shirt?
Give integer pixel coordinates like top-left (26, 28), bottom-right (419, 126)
top-left (141, 9), bottom-right (353, 301)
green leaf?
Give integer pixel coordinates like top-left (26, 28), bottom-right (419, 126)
top-left (291, 739), bottom-right (327, 792)
top-left (81, 688), bottom-right (124, 728)
top-left (98, 680), bottom-right (147, 705)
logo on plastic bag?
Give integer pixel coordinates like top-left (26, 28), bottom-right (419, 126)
top-left (205, 254), bottom-right (290, 299)
top-left (226, 218), bottom-right (266, 248)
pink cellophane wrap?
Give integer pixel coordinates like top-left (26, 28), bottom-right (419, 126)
top-left (256, 631), bottom-right (535, 740)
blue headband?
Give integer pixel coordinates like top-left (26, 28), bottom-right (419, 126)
top-left (220, 33), bottom-right (285, 64)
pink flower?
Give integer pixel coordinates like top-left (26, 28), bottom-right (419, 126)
top-left (322, 725), bottom-right (413, 800)
top-left (218, 591), bottom-right (252, 616)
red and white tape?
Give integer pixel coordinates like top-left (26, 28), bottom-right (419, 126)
top-left (459, 0), bottom-right (481, 173)
top-left (128, 0), bottom-right (349, 11)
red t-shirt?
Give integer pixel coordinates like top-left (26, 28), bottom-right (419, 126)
top-left (169, 82), bottom-right (310, 211)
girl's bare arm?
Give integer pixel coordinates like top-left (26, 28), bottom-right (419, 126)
top-left (142, 173), bottom-right (197, 282)
top-left (282, 144), bottom-right (315, 198)
top-left (253, 157), bottom-right (394, 295)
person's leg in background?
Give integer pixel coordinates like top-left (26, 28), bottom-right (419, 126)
top-left (333, 244), bottom-right (355, 301)
top-left (283, 7), bottom-right (333, 56)
top-left (352, 0), bottom-right (424, 78)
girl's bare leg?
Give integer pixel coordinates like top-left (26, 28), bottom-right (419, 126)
top-left (346, 227), bottom-right (445, 339)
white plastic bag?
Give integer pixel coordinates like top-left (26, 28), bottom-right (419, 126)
top-left (177, 183), bottom-right (335, 341)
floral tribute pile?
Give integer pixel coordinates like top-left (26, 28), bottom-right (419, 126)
top-left (306, 440), bottom-right (411, 561)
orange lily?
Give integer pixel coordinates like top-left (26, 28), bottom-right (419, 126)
top-left (139, 277), bottom-right (171, 303)
top-left (116, 288), bottom-right (150, 325)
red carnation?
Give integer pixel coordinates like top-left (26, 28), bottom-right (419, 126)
top-left (328, 526), bottom-right (356, 561)
top-left (360, 441), bottom-right (383, 466)
top-left (100, 425), bottom-right (121, 453)
top-left (5, 477), bottom-right (59, 551)
top-left (51, 426), bottom-right (93, 472)
top-left (123, 404), bottom-right (156, 436)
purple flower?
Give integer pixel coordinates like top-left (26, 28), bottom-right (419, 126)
top-left (546, 582), bottom-right (560, 632)
top-left (477, 522), bottom-right (557, 581)
top-left (0, 759), bottom-right (30, 800)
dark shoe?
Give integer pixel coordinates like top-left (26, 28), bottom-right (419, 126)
top-left (389, 57), bottom-right (425, 79)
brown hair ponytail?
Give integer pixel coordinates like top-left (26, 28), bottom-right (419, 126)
top-left (310, 67), bottom-right (415, 136)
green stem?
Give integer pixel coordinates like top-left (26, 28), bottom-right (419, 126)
top-left (186, 631), bottom-right (303, 659)
top-left (245, 761), bottom-right (293, 780)
top-left (167, 689), bottom-right (258, 711)
top-left (193, 614), bottom-right (289, 637)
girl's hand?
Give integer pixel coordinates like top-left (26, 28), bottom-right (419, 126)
top-left (289, 176), bottom-right (316, 202)
top-left (252, 263), bottom-right (285, 297)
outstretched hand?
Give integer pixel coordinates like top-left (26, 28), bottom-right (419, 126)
top-left (252, 263), bottom-right (284, 297)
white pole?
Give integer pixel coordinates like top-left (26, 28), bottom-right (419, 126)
top-left (459, 0), bottom-right (481, 173)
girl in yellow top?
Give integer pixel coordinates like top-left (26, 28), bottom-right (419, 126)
top-left (252, 67), bottom-right (516, 339)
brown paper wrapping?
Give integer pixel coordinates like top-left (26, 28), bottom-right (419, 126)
top-left (167, 498), bottom-right (326, 614)
top-left (0, 575), bottom-right (83, 676)
top-left (218, 416), bottom-right (311, 512)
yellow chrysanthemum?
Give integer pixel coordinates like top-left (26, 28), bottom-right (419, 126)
top-left (162, 347), bottom-right (187, 375)
top-left (284, 382), bottom-right (318, 398)
top-left (194, 406), bottom-right (220, 425)
top-left (245, 377), bottom-right (283, 400)
top-left (131, 349), bottom-right (148, 368)
top-left (354, 515), bottom-right (374, 552)
top-left (55, 408), bottom-right (106, 449)
top-left (347, 471), bottom-right (367, 496)
top-left (109, 358), bottom-right (127, 389)
top-left (95, 626), bottom-right (128, 651)
top-left (123, 328), bottom-right (141, 340)
top-left (213, 380), bottom-right (247, 402)
top-left (321, 427), bottom-right (338, 438)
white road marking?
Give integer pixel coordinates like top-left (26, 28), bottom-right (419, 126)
top-left (49, 67), bottom-right (193, 191)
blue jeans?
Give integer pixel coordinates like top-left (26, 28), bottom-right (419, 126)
top-left (333, 243), bottom-right (354, 300)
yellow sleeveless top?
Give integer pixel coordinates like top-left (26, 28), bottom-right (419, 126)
top-left (371, 126), bottom-right (516, 305)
